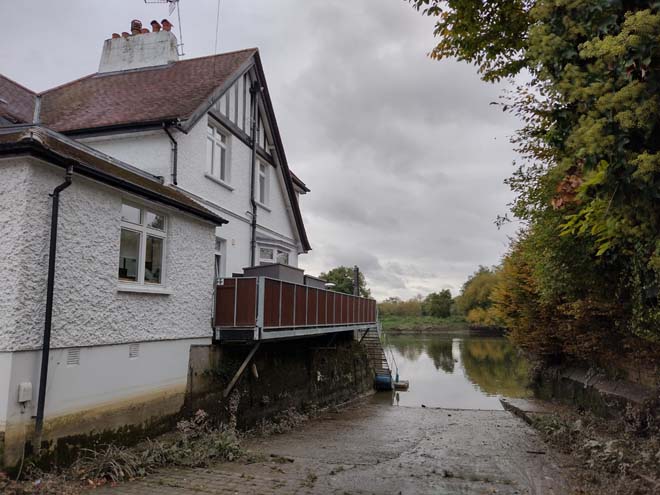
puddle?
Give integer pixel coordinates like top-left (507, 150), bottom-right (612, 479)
top-left (383, 331), bottom-right (532, 409)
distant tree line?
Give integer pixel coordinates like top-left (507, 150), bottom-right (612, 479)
top-left (379, 289), bottom-right (454, 319)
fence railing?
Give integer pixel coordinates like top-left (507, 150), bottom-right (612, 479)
top-left (214, 277), bottom-right (378, 332)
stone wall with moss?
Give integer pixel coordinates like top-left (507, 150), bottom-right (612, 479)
top-left (186, 332), bottom-right (374, 426)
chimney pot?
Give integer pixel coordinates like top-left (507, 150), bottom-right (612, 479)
top-left (161, 19), bottom-right (173, 32)
top-left (140, 28), bottom-right (149, 34)
top-left (150, 20), bottom-right (161, 32)
top-left (112, 33), bottom-right (121, 39)
top-left (121, 32), bottom-right (130, 38)
top-left (130, 19), bottom-right (143, 35)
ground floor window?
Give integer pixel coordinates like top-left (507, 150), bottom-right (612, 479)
top-left (258, 245), bottom-right (290, 266)
top-left (119, 203), bottom-right (167, 285)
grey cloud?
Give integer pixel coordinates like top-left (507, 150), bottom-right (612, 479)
top-left (0, 0), bottom-right (521, 300)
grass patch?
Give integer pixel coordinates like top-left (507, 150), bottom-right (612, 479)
top-left (380, 314), bottom-right (467, 332)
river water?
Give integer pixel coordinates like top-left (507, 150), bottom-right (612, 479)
top-left (384, 330), bottom-right (532, 410)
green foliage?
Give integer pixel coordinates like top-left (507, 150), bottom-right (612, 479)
top-left (319, 266), bottom-right (371, 298)
top-left (408, 0), bottom-right (532, 81)
top-left (410, 0), bottom-right (660, 364)
top-left (422, 290), bottom-right (453, 317)
top-left (380, 314), bottom-right (466, 332)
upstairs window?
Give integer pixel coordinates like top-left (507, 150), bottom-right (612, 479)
top-left (118, 203), bottom-right (167, 285)
top-left (258, 163), bottom-right (269, 205)
top-left (206, 124), bottom-right (230, 184)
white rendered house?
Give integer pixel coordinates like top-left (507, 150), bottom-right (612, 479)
top-left (0, 24), bottom-right (311, 466)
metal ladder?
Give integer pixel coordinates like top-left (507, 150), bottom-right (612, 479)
top-left (359, 324), bottom-right (392, 384)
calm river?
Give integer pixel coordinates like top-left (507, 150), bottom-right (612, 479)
top-left (383, 330), bottom-right (531, 410)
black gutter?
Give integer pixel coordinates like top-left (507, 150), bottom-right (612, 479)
top-left (34, 164), bottom-right (74, 445)
top-left (248, 82), bottom-right (261, 266)
top-left (62, 120), bottom-right (171, 139)
top-left (163, 123), bottom-right (178, 186)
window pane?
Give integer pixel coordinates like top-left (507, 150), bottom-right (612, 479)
top-left (118, 229), bottom-right (140, 282)
top-left (215, 254), bottom-right (223, 281)
top-left (207, 125), bottom-right (214, 136)
top-left (144, 236), bottom-right (163, 284)
top-left (213, 143), bottom-right (222, 179)
top-left (220, 147), bottom-right (227, 181)
top-left (277, 251), bottom-right (289, 265)
top-left (206, 137), bottom-right (214, 175)
top-left (146, 211), bottom-right (165, 231)
top-left (121, 204), bottom-right (141, 225)
top-left (215, 237), bottom-right (224, 252)
top-left (259, 175), bottom-right (265, 204)
top-left (259, 247), bottom-right (274, 260)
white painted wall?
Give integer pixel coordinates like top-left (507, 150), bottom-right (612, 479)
top-left (0, 156), bottom-right (217, 353)
top-left (82, 114), bottom-right (303, 278)
top-left (147, 117), bottom-right (301, 274)
top-left (80, 131), bottom-right (172, 179)
top-left (0, 337), bottom-right (209, 431)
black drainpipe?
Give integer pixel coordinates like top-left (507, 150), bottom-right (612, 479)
top-left (163, 123), bottom-right (178, 186)
top-left (34, 165), bottom-right (74, 445)
top-left (249, 82), bottom-right (261, 267)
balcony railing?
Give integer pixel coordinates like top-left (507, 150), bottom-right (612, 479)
top-left (214, 277), bottom-right (378, 341)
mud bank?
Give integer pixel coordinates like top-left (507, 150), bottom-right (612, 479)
top-left (94, 397), bottom-right (573, 495)
top-left (534, 366), bottom-right (658, 419)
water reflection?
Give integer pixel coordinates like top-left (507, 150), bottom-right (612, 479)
top-left (385, 331), bottom-right (531, 410)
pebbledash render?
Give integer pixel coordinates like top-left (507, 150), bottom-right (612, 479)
top-left (0, 23), bottom-right (311, 467)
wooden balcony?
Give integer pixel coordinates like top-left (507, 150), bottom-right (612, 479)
top-left (214, 277), bottom-right (378, 342)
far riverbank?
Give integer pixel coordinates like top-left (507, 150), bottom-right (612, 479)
top-left (381, 315), bottom-right (503, 336)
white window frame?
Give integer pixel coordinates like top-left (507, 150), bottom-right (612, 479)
top-left (118, 202), bottom-right (168, 289)
top-left (257, 161), bottom-right (270, 206)
top-left (206, 121), bottom-right (231, 186)
top-left (258, 245), bottom-right (290, 266)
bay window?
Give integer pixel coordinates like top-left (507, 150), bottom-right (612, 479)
top-left (118, 203), bottom-right (167, 286)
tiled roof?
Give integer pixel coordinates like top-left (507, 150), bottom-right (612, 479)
top-left (0, 75), bottom-right (36, 124)
top-left (38, 48), bottom-right (257, 132)
top-left (0, 126), bottom-right (227, 225)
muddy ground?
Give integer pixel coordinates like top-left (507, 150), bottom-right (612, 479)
top-left (91, 395), bottom-right (573, 494)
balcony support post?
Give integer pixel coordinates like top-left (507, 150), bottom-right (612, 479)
top-left (222, 342), bottom-right (261, 399)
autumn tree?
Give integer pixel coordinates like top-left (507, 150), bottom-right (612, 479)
top-left (410, 0), bottom-right (660, 363)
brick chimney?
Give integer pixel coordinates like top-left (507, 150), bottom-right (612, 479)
top-left (98, 19), bottom-right (179, 73)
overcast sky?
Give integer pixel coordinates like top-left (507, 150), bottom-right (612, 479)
top-left (0, 0), bottom-right (520, 301)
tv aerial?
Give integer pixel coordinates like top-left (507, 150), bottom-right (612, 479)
top-left (143, 0), bottom-right (185, 55)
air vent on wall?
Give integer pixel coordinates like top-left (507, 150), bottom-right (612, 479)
top-left (66, 348), bottom-right (81, 366)
top-left (129, 343), bottom-right (140, 359)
